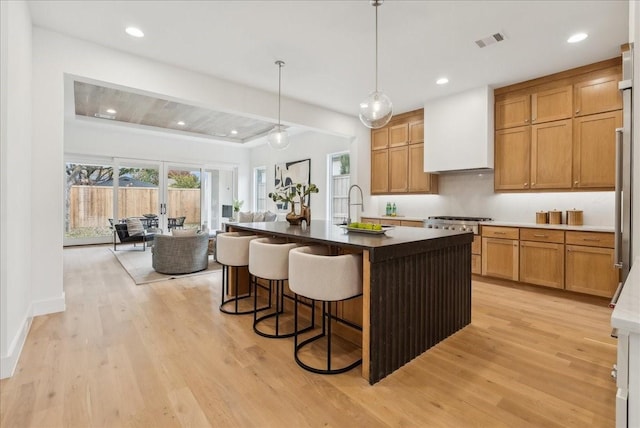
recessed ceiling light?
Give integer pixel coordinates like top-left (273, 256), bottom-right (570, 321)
top-left (177, 121), bottom-right (186, 126)
top-left (567, 32), bottom-right (588, 43)
top-left (436, 77), bottom-right (449, 85)
top-left (125, 27), bottom-right (144, 38)
top-left (230, 129), bottom-right (238, 135)
top-left (106, 108), bottom-right (117, 114)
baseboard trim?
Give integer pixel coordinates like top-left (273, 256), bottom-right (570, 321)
top-left (1, 307), bottom-right (33, 379)
top-left (32, 292), bottom-right (66, 316)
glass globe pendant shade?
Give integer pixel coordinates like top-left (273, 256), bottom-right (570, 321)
top-left (359, 90), bottom-right (393, 129)
top-left (267, 124), bottom-right (290, 150)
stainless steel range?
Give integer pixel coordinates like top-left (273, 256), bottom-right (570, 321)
top-left (425, 216), bottom-right (492, 235)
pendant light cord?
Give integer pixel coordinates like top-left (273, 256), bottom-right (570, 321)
top-left (375, 2), bottom-right (379, 92)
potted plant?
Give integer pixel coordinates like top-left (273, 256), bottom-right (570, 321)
top-left (232, 199), bottom-right (243, 221)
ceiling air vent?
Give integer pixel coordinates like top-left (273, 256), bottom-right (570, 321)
top-left (475, 32), bottom-right (506, 48)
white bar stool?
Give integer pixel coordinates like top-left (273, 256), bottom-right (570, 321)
top-left (216, 232), bottom-right (260, 315)
top-left (249, 237), bottom-right (314, 338)
top-left (288, 246), bottom-right (363, 375)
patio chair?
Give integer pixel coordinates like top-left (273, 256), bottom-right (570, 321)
top-left (113, 223), bottom-right (155, 251)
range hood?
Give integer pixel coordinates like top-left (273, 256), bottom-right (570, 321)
top-left (423, 86), bottom-right (494, 173)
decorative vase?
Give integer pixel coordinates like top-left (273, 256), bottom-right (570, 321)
top-left (301, 204), bottom-right (311, 225)
top-left (286, 202), bottom-right (304, 225)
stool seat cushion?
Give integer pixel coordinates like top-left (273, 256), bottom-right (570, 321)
top-left (249, 238), bottom-right (299, 281)
top-left (289, 246), bottom-right (363, 302)
top-left (216, 232), bottom-right (258, 267)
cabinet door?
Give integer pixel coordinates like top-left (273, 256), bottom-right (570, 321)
top-left (372, 128), bottom-right (389, 150)
top-left (389, 123), bottom-right (409, 147)
top-left (482, 237), bottom-right (519, 280)
top-left (388, 146), bottom-right (408, 192)
top-left (495, 126), bottom-right (531, 190)
top-left (371, 150), bottom-right (389, 194)
top-left (574, 74), bottom-right (622, 116)
top-left (531, 119), bottom-right (572, 189)
top-left (531, 85), bottom-right (573, 124)
top-left (520, 241), bottom-right (564, 289)
top-left (495, 94), bottom-right (531, 129)
top-left (408, 143), bottom-right (432, 193)
top-left (566, 245), bottom-right (619, 297)
top-left (573, 110), bottom-right (622, 189)
top-left (408, 120), bottom-right (424, 144)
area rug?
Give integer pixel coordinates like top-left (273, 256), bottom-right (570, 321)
top-left (110, 248), bottom-right (222, 285)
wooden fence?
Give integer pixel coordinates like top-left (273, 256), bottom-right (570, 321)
top-left (68, 186), bottom-right (201, 228)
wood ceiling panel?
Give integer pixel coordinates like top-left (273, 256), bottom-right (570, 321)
top-left (73, 81), bottom-right (276, 143)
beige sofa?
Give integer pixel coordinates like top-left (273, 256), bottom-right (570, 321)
top-left (151, 232), bottom-right (209, 274)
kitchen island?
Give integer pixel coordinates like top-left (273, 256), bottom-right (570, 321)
top-left (225, 220), bottom-right (473, 384)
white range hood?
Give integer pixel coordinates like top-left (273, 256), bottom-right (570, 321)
top-left (423, 86), bottom-right (494, 173)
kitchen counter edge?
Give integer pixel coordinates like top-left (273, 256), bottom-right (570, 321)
top-left (481, 220), bottom-right (614, 233)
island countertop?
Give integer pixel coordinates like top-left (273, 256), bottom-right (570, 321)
top-left (225, 220), bottom-right (473, 263)
top-left (224, 220), bottom-right (474, 384)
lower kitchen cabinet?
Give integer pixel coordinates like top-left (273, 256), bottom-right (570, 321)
top-left (471, 235), bottom-right (482, 274)
top-left (482, 237), bottom-right (519, 280)
top-left (520, 241), bottom-right (564, 289)
top-left (565, 244), bottom-right (618, 297)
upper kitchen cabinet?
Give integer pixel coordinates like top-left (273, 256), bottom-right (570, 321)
top-left (574, 74), bottom-right (622, 117)
top-left (531, 85), bottom-right (572, 124)
top-left (495, 94), bottom-right (530, 130)
top-left (370, 109), bottom-right (438, 195)
top-left (494, 57), bottom-right (622, 192)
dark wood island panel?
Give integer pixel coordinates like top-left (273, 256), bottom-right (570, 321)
top-left (225, 221), bottom-right (473, 384)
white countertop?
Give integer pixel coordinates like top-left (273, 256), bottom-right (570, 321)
top-left (480, 220), bottom-right (614, 233)
top-left (612, 257), bottom-right (640, 334)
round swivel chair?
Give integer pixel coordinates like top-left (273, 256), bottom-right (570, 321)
top-left (216, 232), bottom-right (259, 315)
top-left (249, 237), bottom-right (313, 338)
top-left (288, 246), bottom-right (363, 374)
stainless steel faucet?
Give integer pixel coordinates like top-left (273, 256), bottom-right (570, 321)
top-left (346, 184), bottom-right (364, 225)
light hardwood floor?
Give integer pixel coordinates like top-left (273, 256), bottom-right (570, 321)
top-left (0, 245), bottom-right (617, 427)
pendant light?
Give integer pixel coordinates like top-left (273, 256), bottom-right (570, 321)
top-left (267, 60), bottom-right (290, 150)
top-left (359, 0), bottom-right (393, 129)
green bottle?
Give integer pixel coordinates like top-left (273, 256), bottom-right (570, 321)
top-left (392, 203), bottom-right (397, 216)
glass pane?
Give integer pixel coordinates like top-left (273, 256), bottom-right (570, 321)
top-left (65, 162), bottom-right (115, 239)
top-left (255, 167), bottom-right (267, 212)
top-left (116, 163), bottom-right (160, 227)
top-left (167, 166), bottom-right (201, 230)
top-left (331, 153), bottom-right (350, 224)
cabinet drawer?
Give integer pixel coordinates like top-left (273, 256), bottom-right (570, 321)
top-left (400, 220), bottom-right (424, 228)
top-left (381, 219), bottom-right (402, 226)
top-left (520, 228), bottom-right (564, 243)
top-left (481, 226), bottom-right (519, 240)
top-left (566, 231), bottom-right (614, 248)
top-left (360, 218), bottom-right (380, 225)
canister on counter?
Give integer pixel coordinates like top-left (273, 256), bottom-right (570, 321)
top-left (566, 209), bottom-right (583, 226)
top-left (536, 211), bottom-right (548, 224)
top-left (548, 210), bottom-right (562, 224)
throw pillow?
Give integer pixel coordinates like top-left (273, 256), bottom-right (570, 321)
top-left (238, 211), bottom-right (254, 223)
top-left (126, 217), bottom-right (145, 236)
top-left (172, 228), bottom-right (197, 236)
top-left (253, 211), bottom-right (265, 222)
top-left (264, 211), bottom-right (277, 222)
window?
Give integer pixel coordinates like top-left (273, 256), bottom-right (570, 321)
top-left (328, 152), bottom-right (350, 224)
top-left (254, 166), bottom-right (267, 212)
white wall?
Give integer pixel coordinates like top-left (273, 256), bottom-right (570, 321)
top-left (250, 131), bottom-right (354, 219)
top-left (1, 0), bottom-right (34, 378)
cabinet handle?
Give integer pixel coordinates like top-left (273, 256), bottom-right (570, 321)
top-left (494, 231), bottom-right (506, 235)
top-left (532, 182), bottom-right (536, 187)
top-left (583, 238), bottom-right (600, 242)
top-left (524, 118), bottom-right (529, 123)
top-left (574, 180), bottom-right (579, 185)
top-left (533, 234), bottom-right (547, 238)
top-left (524, 182), bottom-right (528, 187)
top-left (576, 109), bottom-right (580, 114)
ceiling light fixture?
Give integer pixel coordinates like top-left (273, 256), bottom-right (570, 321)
top-left (359, 0), bottom-right (392, 129)
top-left (106, 108), bottom-right (117, 114)
top-left (125, 26), bottom-right (144, 38)
top-left (267, 60), bottom-right (290, 150)
top-left (177, 121), bottom-right (185, 126)
top-left (567, 32), bottom-right (588, 43)
top-left (230, 129), bottom-right (238, 135)
top-left (436, 77), bottom-right (449, 85)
